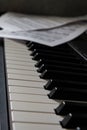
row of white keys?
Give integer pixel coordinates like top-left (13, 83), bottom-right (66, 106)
top-left (5, 39), bottom-right (67, 130)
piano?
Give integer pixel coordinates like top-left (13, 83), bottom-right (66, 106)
top-left (1, 34), bottom-right (87, 130)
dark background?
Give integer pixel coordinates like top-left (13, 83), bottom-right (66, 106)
top-left (0, 0), bottom-right (87, 16)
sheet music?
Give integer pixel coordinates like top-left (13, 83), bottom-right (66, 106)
top-left (0, 12), bottom-right (87, 31)
top-left (0, 22), bottom-right (86, 46)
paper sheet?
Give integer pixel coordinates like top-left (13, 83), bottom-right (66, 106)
top-left (0, 21), bottom-right (86, 47)
top-left (0, 12), bottom-right (87, 31)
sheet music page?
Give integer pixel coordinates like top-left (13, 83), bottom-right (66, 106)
top-left (0, 22), bottom-right (86, 47)
top-left (0, 12), bottom-right (87, 31)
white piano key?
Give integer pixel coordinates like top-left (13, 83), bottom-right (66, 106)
top-left (12, 123), bottom-right (64, 130)
top-left (5, 39), bottom-right (25, 44)
top-left (7, 69), bottom-right (40, 76)
top-left (8, 79), bottom-right (46, 88)
top-left (5, 47), bottom-right (28, 51)
top-left (5, 48), bottom-right (29, 54)
top-left (6, 64), bottom-right (37, 71)
top-left (10, 93), bottom-right (58, 104)
top-left (6, 60), bottom-right (35, 66)
top-left (6, 56), bottom-right (36, 63)
top-left (5, 42), bottom-right (26, 46)
top-left (5, 50), bottom-right (32, 55)
top-left (5, 39), bottom-right (26, 47)
top-left (5, 45), bottom-right (30, 53)
top-left (6, 54), bottom-right (32, 59)
top-left (5, 44), bottom-right (27, 49)
top-left (9, 86), bottom-right (49, 95)
top-left (8, 74), bottom-right (47, 83)
top-left (5, 43), bottom-right (26, 48)
top-left (5, 40), bottom-right (26, 46)
top-left (6, 53), bottom-right (32, 59)
top-left (10, 101), bottom-right (58, 113)
top-left (12, 111), bottom-right (63, 124)
top-left (5, 50), bottom-right (32, 56)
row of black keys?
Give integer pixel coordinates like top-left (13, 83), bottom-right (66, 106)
top-left (26, 41), bottom-right (87, 130)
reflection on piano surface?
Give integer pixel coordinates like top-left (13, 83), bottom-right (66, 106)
top-left (1, 37), bottom-right (87, 130)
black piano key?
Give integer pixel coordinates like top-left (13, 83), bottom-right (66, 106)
top-left (60, 113), bottom-right (87, 129)
top-left (48, 86), bottom-right (87, 101)
top-left (35, 58), bottom-right (87, 68)
top-left (32, 53), bottom-right (39, 60)
top-left (37, 63), bottom-right (87, 73)
top-left (35, 59), bottom-right (43, 67)
top-left (28, 43), bottom-right (52, 51)
top-left (44, 79), bottom-right (66, 90)
top-left (28, 42), bottom-right (73, 52)
top-left (60, 113), bottom-right (73, 128)
top-left (44, 79), bottom-right (55, 90)
top-left (37, 64), bottom-right (45, 73)
top-left (30, 49), bottom-right (37, 56)
top-left (48, 87), bottom-right (58, 99)
top-left (26, 41), bottom-right (32, 47)
top-left (40, 69), bottom-right (87, 82)
top-left (55, 101), bottom-right (87, 115)
top-left (55, 101), bottom-right (66, 115)
top-left (31, 48), bottom-right (76, 57)
top-left (33, 52), bottom-right (81, 63)
top-left (40, 69), bottom-right (48, 79)
top-left (28, 43), bottom-right (35, 50)
top-left (44, 79), bottom-right (87, 90)
top-left (28, 43), bottom-right (47, 50)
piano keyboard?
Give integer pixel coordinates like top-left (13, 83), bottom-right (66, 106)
top-left (4, 39), bottom-right (64, 130)
top-left (2, 38), bottom-right (87, 130)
